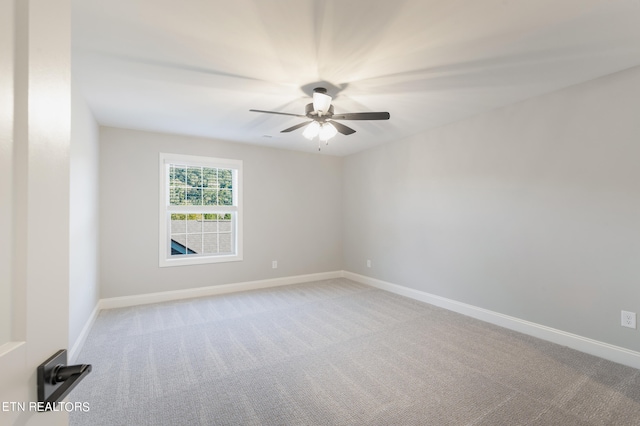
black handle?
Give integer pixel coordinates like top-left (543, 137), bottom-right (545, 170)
top-left (37, 349), bottom-right (92, 410)
top-left (52, 364), bottom-right (91, 384)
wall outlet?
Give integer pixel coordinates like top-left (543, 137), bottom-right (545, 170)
top-left (272, 260), bottom-right (277, 269)
top-left (621, 310), bottom-right (636, 329)
top-left (366, 259), bottom-right (371, 268)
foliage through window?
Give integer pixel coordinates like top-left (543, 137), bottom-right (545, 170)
top-left (159, 154), bottom-right (242, 267)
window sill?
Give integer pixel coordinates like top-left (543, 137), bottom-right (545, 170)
top-left (159, 254), bottom-right (243, 268)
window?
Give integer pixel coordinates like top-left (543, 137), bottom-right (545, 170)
top-left (159, 153), bottom-right (242, 267)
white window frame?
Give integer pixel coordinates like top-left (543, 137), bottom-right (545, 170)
top-left (159, 153), bottom-right (243, 267)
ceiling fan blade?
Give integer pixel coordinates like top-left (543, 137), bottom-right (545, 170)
top-left (328, 120), bottom-right (356, 135)
top-left (281, 121), bottom-right (313, 133)
top-left (250, 109), bottom-right (306, 118)
top-left (331, 112), bottom-right (390, 120)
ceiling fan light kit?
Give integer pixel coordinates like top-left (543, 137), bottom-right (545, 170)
top-left (319, 122), bottom-right (338, 141)
top-left (250, 87), bottom-right (390, 151)
top-left (302, 121), bottom-right (321, 140)
top-left (312, 89), bottom-right (332, 115)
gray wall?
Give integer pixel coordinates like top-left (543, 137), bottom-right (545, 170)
top-left (343, 65), bottom-right (640, 352)
top-left (69, 83), bottom-right (100, 348)
top-left (100, 127), bottom-right (343, 298)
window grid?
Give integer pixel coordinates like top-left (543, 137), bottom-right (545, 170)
top-left (169, 165), bottom-right (233, 207)
top-left (160, 153), bottom-right (242, 266)
top-left (169, 213), bottom-right (234, 256)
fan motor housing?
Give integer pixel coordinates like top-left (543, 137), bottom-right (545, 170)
top-left (306, 103), bottom-right (333, 120)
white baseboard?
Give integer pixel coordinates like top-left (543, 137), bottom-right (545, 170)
top-left (344, 271), bottom-right (640, 370)
top-left (69, 303), bottom-right (100, 363)
top-left (99, 270), bottom-right (343, 310)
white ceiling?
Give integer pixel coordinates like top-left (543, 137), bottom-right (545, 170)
top-left (72, 0), bottom-right (640, 156)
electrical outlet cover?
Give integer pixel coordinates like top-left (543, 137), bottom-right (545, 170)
top-left (621, 311), bottom-right (636, 329)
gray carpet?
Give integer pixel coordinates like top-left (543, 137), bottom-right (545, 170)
top-left (69, 278), bottom-right (640, 425)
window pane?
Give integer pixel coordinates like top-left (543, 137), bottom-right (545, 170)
top-left (218, 169), bottom-right (232, 189)
top-left (219, 216), bottom-right (232, 232)
top-left (218, 189), bottom-right (232, 206)
top-left (187, 214), bottom-right (202, 233)
top-left (170, 214), bottom-right (186, 233)
top-left (202, 168), bottom-right (218, 188)
top-left (170, 235), bottom-right (188, 256)
top-left (203, 216), bottom-right (217, 232)
top-left (219, 233), bottom-right (233, 254)
top-left (203, 233), bottom-right (218, 254)
top-left (186, 166), bottom-right (202, 188)
top-left (202, 189), bottom-right (217, 206)
top-left (186, 188), bottom-right (202, 205)
top-left (186, 233), bottom-right (202, 254)
top-left (170, 165), bottom-right (186, 186)
top-left (170, 187), bottom-right (185, 205)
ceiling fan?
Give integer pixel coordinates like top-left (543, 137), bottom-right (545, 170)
top-left (250, 87), bottom-right (390, 149)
